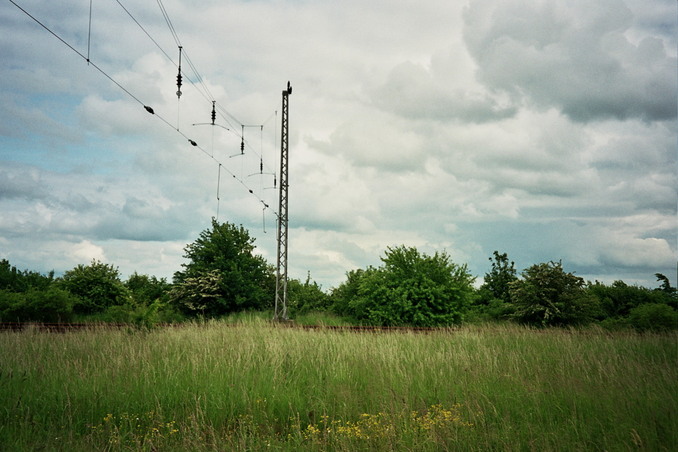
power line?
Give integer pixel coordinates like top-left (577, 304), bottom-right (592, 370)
top-left (114, 0), bottom-right (174, 64)
top-left (8, 0), bottom-right (277, 221)
top-left (156, 0), bottom-right (181, 47)
top-left (114, 0), bottom-right (248, 138)
top-left (119, 0), bottom-right (277, 177)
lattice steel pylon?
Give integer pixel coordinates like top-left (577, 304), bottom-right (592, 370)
top-left (274, 81), bottom-right (292, 321)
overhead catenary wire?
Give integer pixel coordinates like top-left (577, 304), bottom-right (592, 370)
top-left (113, 0), bottom-right (278, 178)
top-left (87, 0), bottom-right (93, 63)
top-left (115, 0), bottom-right (231, 129)
top-left (8, 0), bottom-right (279, 221)
top-left (156, 0), bottom-right (180, 47)
top-left (216, 163), bottom-right (222, 221)
top-left (115, 0), bottom-right (175, 63)
top-left (114, 0), bottom-right (259, 136)
top-left (150, 2), bottom-right (278, 176)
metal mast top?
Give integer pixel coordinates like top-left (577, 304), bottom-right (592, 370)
top-left (274, 81), bottom-right (292, 321)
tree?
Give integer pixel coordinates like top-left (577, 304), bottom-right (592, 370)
top-left (126, 272), bottom-right (171, 305)
top-left (627, 303), bottom-right (678, 332)
top-left (510, 261), bottom-right (601, 327)
top-left (0, 259), bottom-right (54, 292)
top-left (655, 273), bottom-right (673, 293)
top-left (171, 219), bottom-right (274, 316)
top-left (169, 270), bottom-right (223, 316)
top-left (654, 273), bottom-right (677, 308)
top-left (472, 251), bottom-right (518, 321)
top-left (59, 260), bottom-right (130, 314)
top-left (330, 269), bottom-right (367, 317)
top-left (287, 272), bottom-right (330, 315)
top-left (480, 251), bottom-right (518, 304)
top-left (588, 280), bottom-right (673, 319)
top-left (346, 246), bottom-right (475, 327)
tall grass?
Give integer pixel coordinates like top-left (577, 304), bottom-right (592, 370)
top-left (0, 321), bottom-right (675, 450)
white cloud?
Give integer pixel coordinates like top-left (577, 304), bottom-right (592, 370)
top-left (463, 0), bottom-right (677, 122)
top-left (0, 0), bottom-right (675, 291)
top-left (72, 240), bottom-right (106, 263)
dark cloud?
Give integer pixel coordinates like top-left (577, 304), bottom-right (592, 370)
top-left (463, 0), bottom-right (677, 122)
top-left (1, 0), bottom-right (675, 289)
top-left (372, 61), bottom-right (517, 123)
top-left (0, 165), bottom-right (47, 200)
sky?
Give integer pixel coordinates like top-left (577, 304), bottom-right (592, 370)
top-left (1, 0), bottom-right (676, 291)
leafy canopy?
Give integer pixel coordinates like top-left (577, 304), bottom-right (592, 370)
top-left (479, 251), bottom-right (517, 304)
top-left (342, 246), bottom-right (475, 327)
top-left (171, 219), bottom-right (273, 316)
top-left (0, 259), bottom-right (54, 292)
top-left (59, 260), bottom-right (129, 314)
top-left (510, 261), bottom-right (601, 327)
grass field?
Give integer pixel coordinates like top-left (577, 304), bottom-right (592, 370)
top-left (1, 319), bottom-right (676, 451)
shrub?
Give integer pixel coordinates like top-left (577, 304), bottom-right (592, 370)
top-left (59, 260), bottom-right (130, 314)
top-left (288, 273), bottom-right (330, 315)
top-left (628, 303), bottom-right (678, 332)
top-left (588, 280), bottom-right (673, 319)
top-left (172, 220), bottom-right (274, 316)
top-left (0, 288), bottom-right (75, 322)
top-left (510, 261), bottom-right (602, 327)
top-left (345, 246), bottom-right (475, 327)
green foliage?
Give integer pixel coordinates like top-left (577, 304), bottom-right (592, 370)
top-left (510, 261), bottom-right (601, 327)
top-left (470, 251), bottom-right (518, 321)
top-left (125, 272), bottom-right (171, 305)
top-left (0, 287), bottom-right (76, 322)
top-left (654, 273), bottom-right (676, 296)
top-left (587, 280), bottom-right (675, 319)
top-left (171, 220), bottom-right (274, 316)
top-left (59, 260), bottom-right (130, 315)
top-left (0, 259), bottom-right (54, 292)
top-left (479, 251), bottom-right (518, 304)
top-left (170, 269), bottom-right (223, 316)
top-left (330, 268), bottom-right (366, 318)
top-left (627, 303), bottom-right (678, 332)
top-left (342, 246), bottom-right (475, 327)
top-left (80, 300), bottom-right (185, 326)
top-left (287, 272), bottom-right (330, 315)
top-left (290, 311), bottom-right (352, 326)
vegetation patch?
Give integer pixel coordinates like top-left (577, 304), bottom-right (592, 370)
top-left (1, 321), bottom-right (676, 450)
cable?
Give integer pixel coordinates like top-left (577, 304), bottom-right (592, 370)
top-left (8, 0), bottom-right (279, 221)
top-left (115, 0), bottom-right (273, 171)
top-left (156, 0), bottom-right (180, 47)
top-left (87, 0), bottom-right (93, 63)
top-left (115, 0), bottom-right (175, 64)
top-left (216, 163), bottom-right (222, 221)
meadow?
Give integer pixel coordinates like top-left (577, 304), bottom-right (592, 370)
top-left (0, 319), bottom-right (676, 451)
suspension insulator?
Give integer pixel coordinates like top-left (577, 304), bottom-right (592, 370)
top-left (176, 46), bottom-right (183, 98)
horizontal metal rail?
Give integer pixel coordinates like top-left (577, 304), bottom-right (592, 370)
top-left (0, 322), bottom-right (454, 334)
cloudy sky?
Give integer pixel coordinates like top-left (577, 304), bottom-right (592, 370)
top-left (1, 0), bottom-right (676, 290)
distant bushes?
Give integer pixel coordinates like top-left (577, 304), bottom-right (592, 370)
top-left (0, 259), bottom-right (181, 325)
top-left (1, 242), bottom-right (676, 332)
top-left (0, 287), bottom-right (77, 323)
top-left (328, 246), bottom-right (475, 327)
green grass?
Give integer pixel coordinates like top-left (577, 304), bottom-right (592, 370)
top-left (0, 320), bottom-right (676, 451)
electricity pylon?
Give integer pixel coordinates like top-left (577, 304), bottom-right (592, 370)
top-left (274, 81), bottom-right (292, 321)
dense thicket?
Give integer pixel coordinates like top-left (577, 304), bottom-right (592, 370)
top-left (509, 261), bottom-right (602, 326)
top-left (1, 236), bottom-right (676, 331)
top-left (170, 220), bottom-right (274, 316)
top-left (329, 246), bottom-right (475, 327)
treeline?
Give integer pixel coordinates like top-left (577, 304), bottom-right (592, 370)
top-left (1, 221), bottom-right (676, 331)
